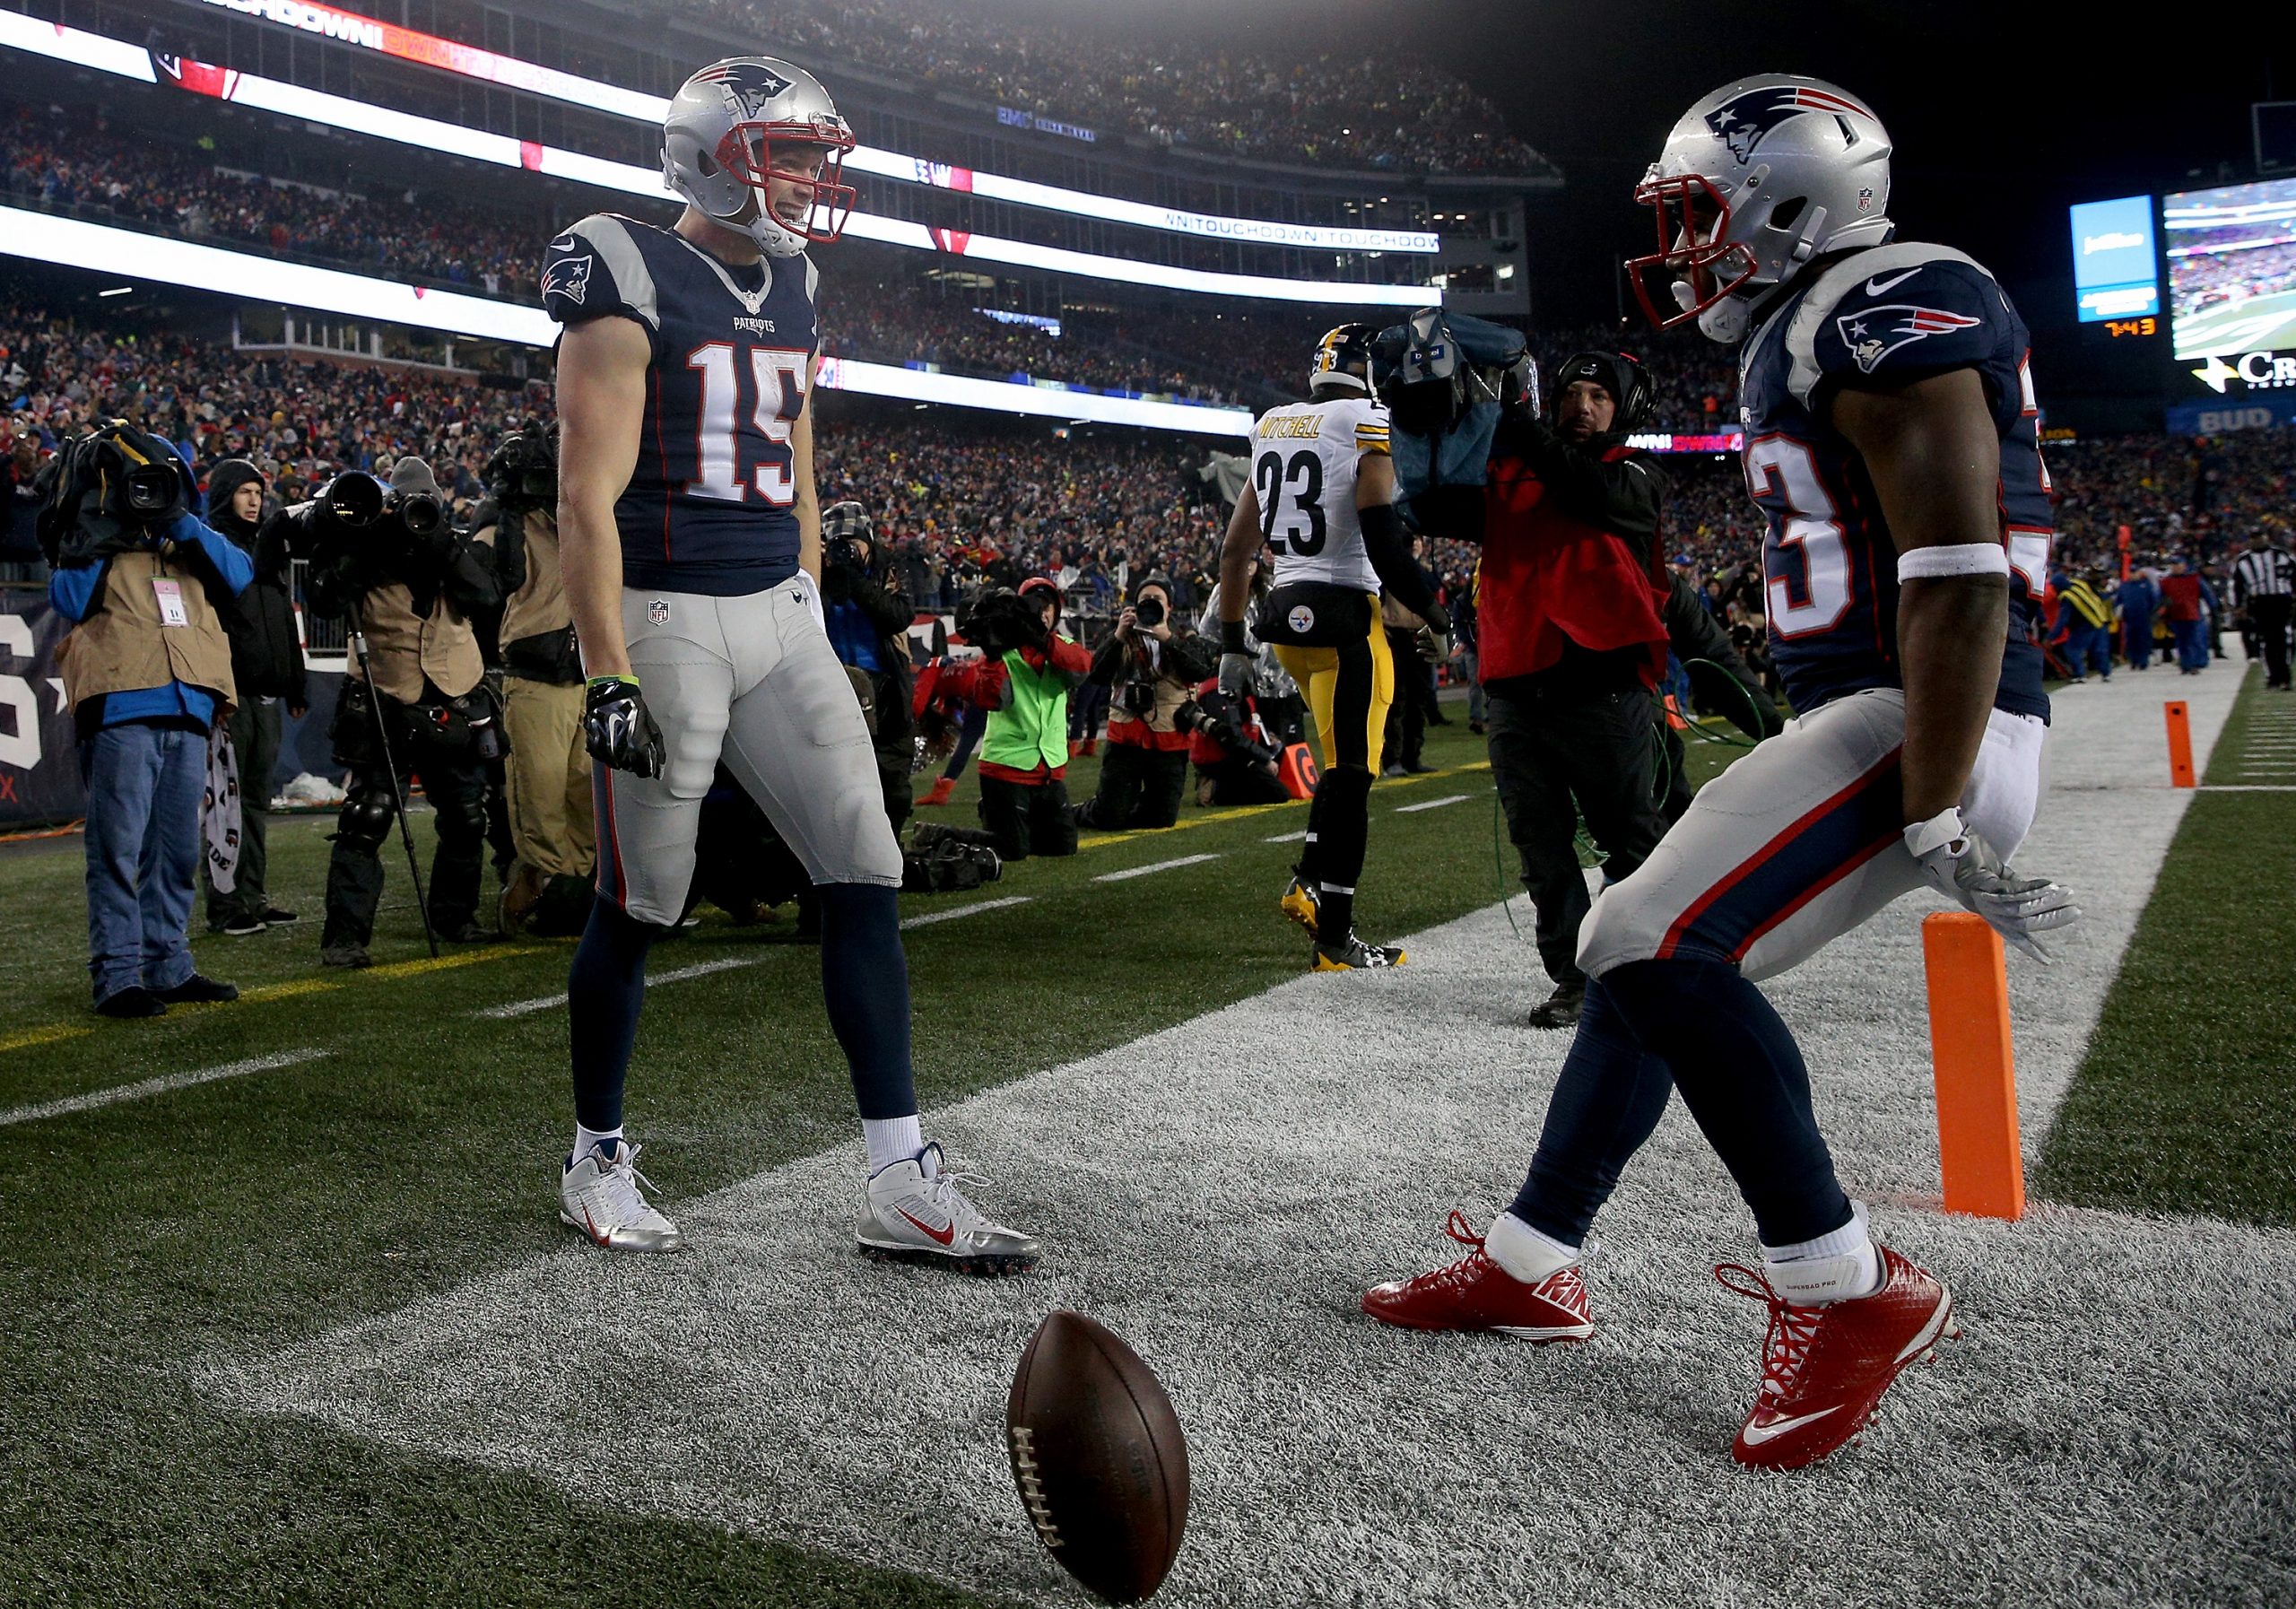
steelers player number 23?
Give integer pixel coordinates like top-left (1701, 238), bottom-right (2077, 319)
top-left (684, 342), bottom-right (810, 507)
top-left (1255, 448), bottom-right (1326, 557)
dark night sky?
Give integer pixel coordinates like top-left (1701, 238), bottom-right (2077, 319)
top-left (996, 0), bottom-right (2291, 336)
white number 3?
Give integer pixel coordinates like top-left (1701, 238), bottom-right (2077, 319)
top-left (1745, 436), bottom-right (1852, 639)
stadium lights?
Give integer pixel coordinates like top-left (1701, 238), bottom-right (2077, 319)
top-left (0, 13), bottom-right (1436, 309)
top-left (0, 205), bottom-right (1257, 439)
top-left (169, 0), bottom-right (1442, 255)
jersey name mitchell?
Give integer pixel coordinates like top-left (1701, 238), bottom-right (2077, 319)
top-left (542, 212), bottom-right (820, 597)
top-left (1738, 241), bottom-right (2052, 722)
top-left (1249, 396), bottom-right (1392, 595)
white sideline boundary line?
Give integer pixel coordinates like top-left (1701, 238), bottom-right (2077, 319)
top-left (2200, 785), bottom-right (2296, 792)
top-left (0, 1048), bottom-right (328, 1128)
top-left (479, 956), bottom-right (761, 1019)
top-left (1394, 793), bottom-right (1470, 813)
top-left (1092, 854), bottom-right (1222, 883)
top-left (900, 895), bottom-right (1033, 928)
top-left (480, 898), bottom-right (1035, 1018)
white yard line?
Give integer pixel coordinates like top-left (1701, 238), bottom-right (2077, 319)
top-left (216, 673), bottom-right (2287, 1609)
top-left (1394, 793), bottom-right (1470, 813)
top-left (478, 955), bottom-right (762, 1019)
top-left (1263, 830), bottom-right (1308, 843)
top-left (1091, 854), bottom-right (1222, 883)
top-left (901, 895), bottom-right (1033, 928)
top-left (0, 1048), bottom-right (328, 1128)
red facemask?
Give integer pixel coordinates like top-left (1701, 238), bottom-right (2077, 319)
top-left (1624, 171), bottom-right (1758, 331)
top-left (717, 122), bottom-right (858, 245)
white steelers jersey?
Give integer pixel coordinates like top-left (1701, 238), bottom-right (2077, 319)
top-left (1248, 395), bottom-right (1391, 594)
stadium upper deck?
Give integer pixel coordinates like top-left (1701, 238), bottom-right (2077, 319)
top-left (37, 0), bottom-right (1538, 315)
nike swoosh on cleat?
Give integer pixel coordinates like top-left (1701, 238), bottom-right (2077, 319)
top-left (1739, 1405), bottom-right (1842, 1446)
top-left (1865, 267), bottom-right (1923, 295)
top-left (896, 1208), bottom-right (957, 1247)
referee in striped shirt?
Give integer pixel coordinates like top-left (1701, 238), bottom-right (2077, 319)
top-left (2232, 530), bottom-right (2295, 691)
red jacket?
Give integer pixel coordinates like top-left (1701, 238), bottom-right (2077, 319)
top-left (2160, 573), bottom-right (2205, 623)
top-left (1476, 445), bottom-right (1669, 688)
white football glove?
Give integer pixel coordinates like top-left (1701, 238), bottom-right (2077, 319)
top-left (1903, 807), bottom-right (2080, 965)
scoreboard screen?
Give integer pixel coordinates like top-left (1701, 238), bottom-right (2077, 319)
top-left (2162, 177), bottom-right (2296, 359)
top-left (2069, 196), bottom-right (2161, 322)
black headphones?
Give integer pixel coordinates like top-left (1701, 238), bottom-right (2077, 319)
top-left (1552, 351), bottom-right (1655, 435)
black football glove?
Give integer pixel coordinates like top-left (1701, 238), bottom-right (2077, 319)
top-left (584, 675), bottom-right (666, 778)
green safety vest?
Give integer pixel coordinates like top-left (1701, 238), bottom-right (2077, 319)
top-left (980, 643), bottom-right (1074, 774)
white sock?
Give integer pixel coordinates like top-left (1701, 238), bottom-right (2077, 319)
top-left (572, 1123), bottom-right (623, 1163)
top-left (1484, 1211), bottom-right (1579, 1284)
top-left (863, 1114), bottom-right (924, 1175)
top-left (1762, 1203), bottom-right (1882, 1303)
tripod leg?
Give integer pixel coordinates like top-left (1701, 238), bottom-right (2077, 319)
top-left (352, 632), bottom-right (439, 958)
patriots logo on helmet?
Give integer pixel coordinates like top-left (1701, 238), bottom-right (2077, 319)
top-left (1837, 304), bottom-right (1984, 374)
top-left (540, 253), bottom-right (593, 306)
top-left (693, 60), bottom-right (795, 117)
top-left (1705, 83), bottom-right (1875, 163)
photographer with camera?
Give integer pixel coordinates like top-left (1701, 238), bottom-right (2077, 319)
top-left (299, 457), bottom-right (503, 966)
top-left (820, 500), bottom-right (920, 835)
top-left (1074, 573), bottom-right (1214, 831)
top-left (951, 577), bottom-right (1091, 860)
top-left (199, 457), bottom-right (309, 936)
top-left (40, 421), bottom-right (252, 1017)
top-left (475, 431), bottom-right (594, 938)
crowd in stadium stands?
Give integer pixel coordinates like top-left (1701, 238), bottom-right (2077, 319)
top-left (651, 0), bottom-right (1542, 175)
top-left (2168, 239), bottom-right (2296, 320)
top-left (1, 111), bottom-right (546, 299)
top-left (7, 303), bottom-right (2290, 659)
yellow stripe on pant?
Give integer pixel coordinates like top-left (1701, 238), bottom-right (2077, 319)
top-left (1272, 596), bottom-right (1395, 774)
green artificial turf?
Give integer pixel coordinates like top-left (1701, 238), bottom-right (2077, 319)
top-left (4, 705), bottom-right (1761, 1606)
top-left (2034, 677), bottom-right (2296, 1228)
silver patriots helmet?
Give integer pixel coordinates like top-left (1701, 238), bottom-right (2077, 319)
top-left (661, 57), bottom-right (857, 259)
top-left (1626, 74), bottom-right (1893, 343)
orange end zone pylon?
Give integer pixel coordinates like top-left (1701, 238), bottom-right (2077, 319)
top-left (1920, 911), bottom-right (2026, 1221)
top-left (2164, 700), bottom-right (2196, 787)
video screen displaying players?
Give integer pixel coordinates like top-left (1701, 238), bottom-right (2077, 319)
top-left (2163, 177), bottom-right (2296, 358)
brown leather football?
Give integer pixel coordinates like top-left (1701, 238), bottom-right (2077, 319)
top-left (1007, 1310), bottom-right (1189, 1604)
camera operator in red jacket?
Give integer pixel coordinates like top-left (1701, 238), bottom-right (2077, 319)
top-left (1476, 352), bottom-right (1672, 1029)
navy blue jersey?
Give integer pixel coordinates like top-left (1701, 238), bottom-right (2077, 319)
top-left (542, 213), bottom-right (818, 597)
top-left (1737, 242), bottom-right (2052, 722)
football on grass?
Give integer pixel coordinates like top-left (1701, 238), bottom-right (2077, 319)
top-left (1007, 1310), bottom-right (1189, 1604)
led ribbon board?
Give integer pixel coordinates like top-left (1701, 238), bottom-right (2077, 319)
top-left (185, 0), bottom-right (1440, 254)
top-left (0, 15), bottom-right (1431, 307)
top-left (0, 205), bottom-right (1256, 438)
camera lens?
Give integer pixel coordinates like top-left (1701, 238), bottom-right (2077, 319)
top-left (1135, 596), bottom-right (1166, 628)
top-left (398, 492), bottom-right (445, 539)
top-left (124, 465), bottom-right (177, 514)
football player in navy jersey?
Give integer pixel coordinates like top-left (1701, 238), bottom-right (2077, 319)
top-left (544, 57), bottom-right (1038, 1272)
top-left (1364, 75), bottom-right (2078, 1469)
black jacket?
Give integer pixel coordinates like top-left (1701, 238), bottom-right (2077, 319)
top-left (303, 514), bottom-right (500, 627)
top-left (822, 545), bottom-right (917, 709)
top-left (1663, 572), bottom-right (1781, 740)
top-left (204, 460), bottom-right (308, 704)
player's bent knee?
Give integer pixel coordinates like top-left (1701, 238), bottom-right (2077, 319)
top-left (1575, 867), bottom-right (1672, 980)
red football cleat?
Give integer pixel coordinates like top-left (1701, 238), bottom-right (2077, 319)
top-left (1717, 1244), bottom-right (1958, 1471)
top-left (1361, 1211), bottom-right (1595, 1343)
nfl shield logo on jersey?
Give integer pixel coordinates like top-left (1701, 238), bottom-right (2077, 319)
top-left (1288, 604), bottom-right (1317, 634)
top-left (648, 598), bottom-right (671, 626)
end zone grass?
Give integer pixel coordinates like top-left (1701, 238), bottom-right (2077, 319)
top-left (2036, 672), bottom-right (2296, 1226)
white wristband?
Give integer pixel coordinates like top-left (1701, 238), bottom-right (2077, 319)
top-left (1898, 544), bottom-right (2011, 582)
